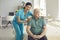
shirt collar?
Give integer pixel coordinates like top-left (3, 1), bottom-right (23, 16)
top-left (32, 16), bottom-right (40, 21)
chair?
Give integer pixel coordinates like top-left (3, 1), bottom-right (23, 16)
top-left (5, 12), bottom-right (14, 27)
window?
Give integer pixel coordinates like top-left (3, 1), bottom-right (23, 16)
top-left (34, 0), bottom-right (46, 16)
top-left (40, 0), bottom-right (46, 16)
top-left (59, 0), bottom-right (60, 19)
top-left (34, 0), bottom-right (40, 9)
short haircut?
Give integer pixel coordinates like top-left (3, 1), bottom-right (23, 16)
top-left (34, 8), bottom-right (40, 13)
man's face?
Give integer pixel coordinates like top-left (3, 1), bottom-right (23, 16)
top-left (34, 9), bottom-right (40, 18)
top-left (25, 5), bottom-right (32, 11)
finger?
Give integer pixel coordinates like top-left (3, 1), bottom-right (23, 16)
top-left (35, 39), bottom-right (38, 40)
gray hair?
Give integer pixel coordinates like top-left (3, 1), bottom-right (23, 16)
top-left (34, 8), bottom-right (40, 13)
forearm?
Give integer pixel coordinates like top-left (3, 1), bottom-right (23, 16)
top-left (17, 16), bottom-right (32, 23)
top-left (41, 29), bottom-right (46, 37)
top-left (17, 17), bottom-right (25, 23)
top-left (27, 29), bottom-right (34, 37)
top-left (26, 27), bottom-right (34, 37)
top-left (19, 20), bottom-right (25, 23)
top-left (40, 26), bottom-right (47, 37)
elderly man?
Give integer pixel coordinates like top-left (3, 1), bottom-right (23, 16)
top-left (26, 8), bottom-right (47, 40)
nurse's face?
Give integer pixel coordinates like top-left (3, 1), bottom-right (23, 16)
top-left (25, 5), bottom-right (32, 11)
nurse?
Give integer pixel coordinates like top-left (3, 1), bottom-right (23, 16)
top-left (12, 2), bottom-right (32, 40)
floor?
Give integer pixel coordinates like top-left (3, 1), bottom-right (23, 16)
top-left (0, 21), bottom-right (60, 40)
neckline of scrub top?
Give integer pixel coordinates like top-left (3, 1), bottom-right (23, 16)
top-left (23, 9), bottom-right (29, 16)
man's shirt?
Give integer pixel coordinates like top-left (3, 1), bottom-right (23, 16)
top-left (27, 16), bottom-right (46, 35)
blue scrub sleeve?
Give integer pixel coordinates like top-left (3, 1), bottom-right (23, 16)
top-left (29, 12), bottom-right (33, 16)
top-left (15, 11), bottom-right (20, 18)
top-left (27, 12), bottom-right (33, 19)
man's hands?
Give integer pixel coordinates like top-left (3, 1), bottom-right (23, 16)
top-left (32, 35), bottom-right (38, 39)
top-left (32, 35), bottom-right (43, 39)
top-left (37, 35), bottom-right (43, 39)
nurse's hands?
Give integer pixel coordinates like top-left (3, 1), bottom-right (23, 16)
top-left (24, 16), bottom-right (32, 23)
top-left (26, 18), bottom-right (30, 22)
top-left (26, 16), bottom-right (32, 22)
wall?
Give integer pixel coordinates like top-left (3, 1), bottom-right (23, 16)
top-left (0, 0), bottom-right (33, 16)
top-left (46, 0), bottom-right (58, 19)
top-left (0, 0), bottom-right (22, 16)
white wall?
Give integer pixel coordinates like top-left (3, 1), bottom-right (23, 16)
top-left (0, 0), bottom-right (33, 16)
top-left (0, 0), bottom-right (23, 16)
top-left (46, 0), bottom-right (58, 19)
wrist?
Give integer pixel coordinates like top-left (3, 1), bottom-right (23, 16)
top-left (20, 21), bottom-right (25, 23)
top-left (39, 35), bottom-right (43, 38)
top-left (31, 34), bottom-right (34, 37)
top-left (29, 34), bottom-right (34, 37)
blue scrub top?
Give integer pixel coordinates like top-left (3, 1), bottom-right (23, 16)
top-left (13, 8), bottom-right (32, 24)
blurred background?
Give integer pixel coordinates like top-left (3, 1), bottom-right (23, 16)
top-left (0, 0), bottom-right (60, 40)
